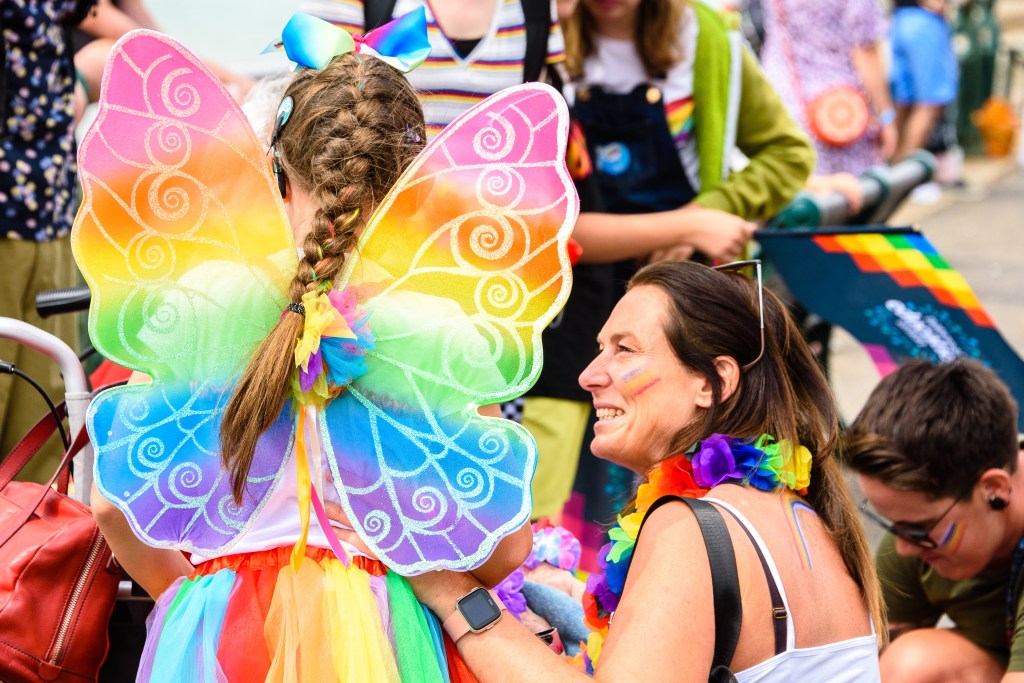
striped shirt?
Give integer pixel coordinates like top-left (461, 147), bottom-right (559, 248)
top-left (299, 0), bottom-right (565, 139)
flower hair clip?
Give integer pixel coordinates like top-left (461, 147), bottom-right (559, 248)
top-left (290, 286), bottom-right (375, 407)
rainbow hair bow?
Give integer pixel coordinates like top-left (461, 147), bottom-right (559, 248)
top-left (266, 7), bottom-right (430, 73)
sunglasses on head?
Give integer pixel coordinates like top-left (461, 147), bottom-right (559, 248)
top-left (858, 494), bottom-right (964, 550)
top-left (711, 259), bottom-right (764, 371)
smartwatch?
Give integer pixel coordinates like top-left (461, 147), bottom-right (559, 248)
top-left (442, 587), bottom-right (506, 642)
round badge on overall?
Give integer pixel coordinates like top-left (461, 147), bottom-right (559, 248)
top-left (596, 142), bottom-right (631, 176)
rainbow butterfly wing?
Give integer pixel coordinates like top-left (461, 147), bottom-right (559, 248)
top-left (72, 31), bottom-right (297, 553)
top-left (325, 84), bottom-right (578, 574)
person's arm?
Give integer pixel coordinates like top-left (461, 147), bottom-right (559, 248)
top-left (78, 0), bottom-right (252, 99)
top-left (694, 48), bottom-right (816, 222)
top-left (88, 369), bottom-right (193, 599)
top-left (91, 482), bottom-right (193, 599)
top-left (411, 569), bottom-right (585, 681)
top-left (850, 43), bottom-right (898, 160)
top-left (78, 0), bottom-right (143, 39)
top-left (572, 207), bottom-right (755, 265)
top-left (892, 105), bottom-right (943, 161)
top-left (112, 0), bottom-right (160, 29)
top-left (408, 499), bottom-right (716, 682)
top-left (471, 520), bottom-right (534, 588)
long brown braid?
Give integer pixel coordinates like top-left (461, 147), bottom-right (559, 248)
top-left (220, 54), bottom-right (426, 503)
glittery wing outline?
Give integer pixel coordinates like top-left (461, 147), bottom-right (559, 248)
top-left (325, 83), bottom-right (578, 574)
top-left (72, 31), bottom-right (298, 554)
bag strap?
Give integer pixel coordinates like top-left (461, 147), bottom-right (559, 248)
top-left (363, 0), bottom-right (400, 32)
top-left (0, 426), bottom-right (90, 548)
top-left (768, 0), bottom-right (808, 109)
top-left (711, 502), bottom-right (790, 655)
top-left (641, 495), bottom-right (742, 672)
top-left (521, 0), bottom-right (550, 84)
top-left (0, 400), bottom-right (68, 489)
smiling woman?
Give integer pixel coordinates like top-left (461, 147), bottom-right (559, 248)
top-left (406, 259), bottom-right (885, 682)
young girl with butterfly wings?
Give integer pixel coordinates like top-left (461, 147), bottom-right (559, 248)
top-left (78, 11), bottom-right (577, 681)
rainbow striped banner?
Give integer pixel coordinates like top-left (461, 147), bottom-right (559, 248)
top-left (758, 226), bottom-right (1024, 431)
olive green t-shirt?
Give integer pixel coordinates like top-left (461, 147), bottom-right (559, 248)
top-left (876, 532), bottom-right (1024, 670)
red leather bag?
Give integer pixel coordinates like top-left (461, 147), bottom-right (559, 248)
top-left (0, 409), bottom-right (120, 682)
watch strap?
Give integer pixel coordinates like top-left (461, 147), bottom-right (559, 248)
top-left (442, 588), bottom-right (506, 643)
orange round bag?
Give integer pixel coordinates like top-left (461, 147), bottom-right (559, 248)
top-left (807, 85), bottom-right (870, 148)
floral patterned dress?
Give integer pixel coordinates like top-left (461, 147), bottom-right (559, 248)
top-left (759, 0), bottom-right (888, 175)
top-left (1, 0), bottom-right (82, 241)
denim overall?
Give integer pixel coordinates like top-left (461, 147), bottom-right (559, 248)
top-left (571, 84), bottom-right (699, 540)
top-left (572, 83), bottom-right (697, 215)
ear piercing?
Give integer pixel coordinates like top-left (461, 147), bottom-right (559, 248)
top-left (988, 496), bottom-right (1009, 511)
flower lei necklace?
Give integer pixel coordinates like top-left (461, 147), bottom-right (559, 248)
top-left (577, 433), bottom-right (812, 673)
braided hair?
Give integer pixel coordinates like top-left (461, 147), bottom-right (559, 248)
top-left (220, 54), bottom-right (426, 502)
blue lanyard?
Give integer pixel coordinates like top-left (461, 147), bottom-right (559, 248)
top-left (1007, 538), bottom-right (1024, 645)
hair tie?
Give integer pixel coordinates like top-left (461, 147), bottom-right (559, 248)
top-left (288, 302), bottom-right (306, 316)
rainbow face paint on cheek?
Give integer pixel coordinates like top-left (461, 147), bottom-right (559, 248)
top-left (620, 364), bottom-right (661, 397)
top-left (937, 520), bottom-right (965, 552)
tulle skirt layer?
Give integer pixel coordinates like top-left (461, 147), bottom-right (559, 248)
top-left (137, 546), bottom-right (475, 683)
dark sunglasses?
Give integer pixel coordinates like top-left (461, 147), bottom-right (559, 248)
top-left (859, 495), bottom-right (963, 550)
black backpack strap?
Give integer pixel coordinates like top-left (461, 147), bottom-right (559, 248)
top-left (363, 0), bottom-right (400, 32)
top-left (521, 0), bottom-right (550, 83)
top-left (712, 503), bottom-right (789, 655)
top-left (640, 495), bottom-right (742, 674)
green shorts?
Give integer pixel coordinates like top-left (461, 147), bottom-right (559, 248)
top-left (521, 396), bottom-right (591, 520)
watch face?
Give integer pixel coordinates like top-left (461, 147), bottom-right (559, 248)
top-left (458, 588), bottom-right (503, 631)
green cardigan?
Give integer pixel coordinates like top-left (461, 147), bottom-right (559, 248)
top-left (691, 2), bottom-right (815, 222)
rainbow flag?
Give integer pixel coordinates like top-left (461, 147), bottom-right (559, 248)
top-left (665, 96), bottom-right (694, 145)
top-left (758, 226), bottom-right (1024, 431)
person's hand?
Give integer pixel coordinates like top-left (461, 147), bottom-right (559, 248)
top-left (323, 500), bottom-right (379, 560)
top-left (647, 243), bottom-right (695, 264)
top-left (805, 173), bottom-right (864, 214)
top-left (660, 206), bottom-right (757, 263)
top-left (879, 121), bottom-right (898, 162)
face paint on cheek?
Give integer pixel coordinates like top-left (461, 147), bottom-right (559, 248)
top-left (620, 364), bottom-right (662, 397)
top-left (937, 520), bottom-right (965, 552)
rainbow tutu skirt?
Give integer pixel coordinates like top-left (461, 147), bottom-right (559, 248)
top-left (136, 547), bottom-right (475, 682)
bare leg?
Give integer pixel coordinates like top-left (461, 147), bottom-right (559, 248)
top-left (893, 105), bottom-right (944, 162)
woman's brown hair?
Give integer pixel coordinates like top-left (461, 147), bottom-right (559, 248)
top-left (219, 54), bottom-right (426, 503)
top-left (563, 0), bottom-right (685, 80)
top-left (630, 260), bottom-right (887, 646)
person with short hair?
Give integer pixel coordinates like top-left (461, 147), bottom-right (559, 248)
top-left (847, 358), bottom-right (1023, 683)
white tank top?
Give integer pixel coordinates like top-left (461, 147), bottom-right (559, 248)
top-left (701, 497), bottom-right (881, 683)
